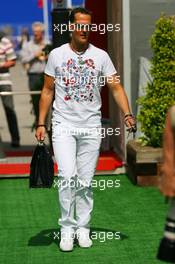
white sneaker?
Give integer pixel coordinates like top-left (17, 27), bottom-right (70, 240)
top-left (76, 228), bottom-right (92, 248)
top-left (59, 231), bottom-right (74, 252)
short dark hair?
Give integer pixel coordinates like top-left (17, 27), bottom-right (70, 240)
top-left (69, 7), bottom-right (92, 23)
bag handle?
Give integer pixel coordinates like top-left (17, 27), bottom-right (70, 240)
top-left (38, 140), bottom-right (44, 146)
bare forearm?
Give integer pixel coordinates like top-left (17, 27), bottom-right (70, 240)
top-left (38, 89), bottom-right (54, 124)
top-left (112, 84), bottom-right (131, 114)
top-left (162, 112), bottom-right (175, 179)
top-left (0, 60), bottom-right (16, 69)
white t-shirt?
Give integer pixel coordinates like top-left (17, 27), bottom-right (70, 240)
top-left (45, 43), bottom-right (117, 128)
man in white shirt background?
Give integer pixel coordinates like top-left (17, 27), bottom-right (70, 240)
top-left (35, 7), bottom-right (136, 252)
top-left (21, 22), bottom-right (46, 125)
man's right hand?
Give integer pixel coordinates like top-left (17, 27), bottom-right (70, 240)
top-left (35, 75), bottom-right (54, 142)
top-left (35, 126), bottom-right (46, 141)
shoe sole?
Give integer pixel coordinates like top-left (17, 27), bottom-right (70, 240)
top-left (59, 243), bottom-right (74, 252)
top-left (78, 241), bottom-right (93, 248)
top-left (78, 245), bottom-right (92, 248)
top-left (59, 244), bottom-right (74, 252)
top-left (59, 248), bottom-right (73, 252)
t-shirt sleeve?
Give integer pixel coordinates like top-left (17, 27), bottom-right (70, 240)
top-left (3, 38), bottom-right (16, 61)
top-left (102, 51), bottom-right (117, 77)
top-left (44, 51), bottom-right (56, 77)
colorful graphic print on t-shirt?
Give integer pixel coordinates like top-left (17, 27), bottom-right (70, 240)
top-left (55, 58), bottom-right (98, 102)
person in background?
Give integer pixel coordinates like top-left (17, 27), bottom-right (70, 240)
top-left (18, 27), bottom-right (30, 50)
top-left (157, 106), bottom-right (175, 263)
top-left (159, 105), bottom-right (175, 197)
top-left (20, 22), bottom-right (46, 124)
top-left (0, 31), bottom-right (20, 147)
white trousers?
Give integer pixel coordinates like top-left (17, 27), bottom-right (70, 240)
top-left (52, 122), bottom-right (101, 234)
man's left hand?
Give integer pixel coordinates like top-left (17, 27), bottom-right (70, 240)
top-left (124, 114), bottom-right (137, 133)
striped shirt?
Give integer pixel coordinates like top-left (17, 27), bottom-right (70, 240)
top-left (0, 37), bottom-right (16, 85)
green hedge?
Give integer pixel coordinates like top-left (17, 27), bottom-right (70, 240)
top-left (137, 15), bottom-right (175, 147)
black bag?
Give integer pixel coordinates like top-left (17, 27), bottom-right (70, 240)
top-left (29, 141), bottom-right (54, 188)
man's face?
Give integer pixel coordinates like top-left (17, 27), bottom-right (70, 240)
top-left (33, 26), bottom-right (43, 42)
top-left (71, 12), bottom-right (91, 45)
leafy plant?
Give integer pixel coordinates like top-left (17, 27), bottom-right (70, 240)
top-left (137, 14), bottom-right (175, 147)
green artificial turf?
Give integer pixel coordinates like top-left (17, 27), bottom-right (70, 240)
top-left (0, 175), bottom-right (170, 264)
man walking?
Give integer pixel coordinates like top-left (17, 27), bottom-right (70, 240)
top-left (36, 7), bottom-right (136, 251)
top-left (0, 32), bottom-right (20, 147)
